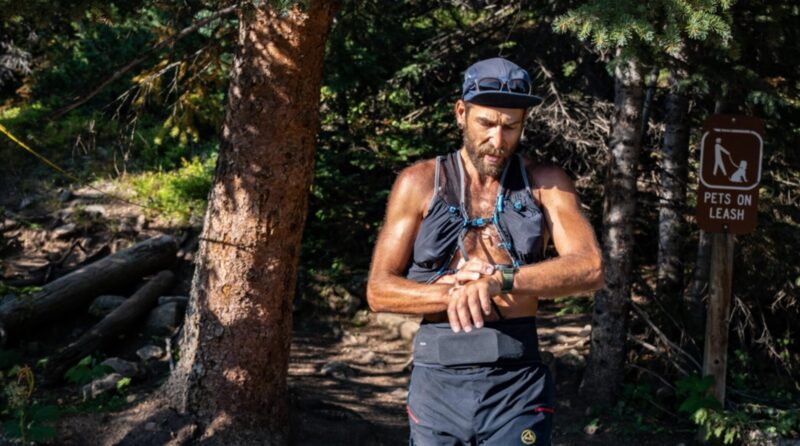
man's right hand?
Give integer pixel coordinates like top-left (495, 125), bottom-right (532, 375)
top-left (432, 258), bottom-right (500, 332)
top-left (446, 274), bottom-right (503, 333)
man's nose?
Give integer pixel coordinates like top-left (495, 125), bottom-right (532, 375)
top-left (489, 125), bottom-right (504, 150)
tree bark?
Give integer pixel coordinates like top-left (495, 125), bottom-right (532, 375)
top-left (580, 53), bottom-right (644, 405)
top-left (685, 230), bottom-right (711, 337)
top-left (656, 70), bottom-right (689, 304)
top-left (45, 270), bottom-right (175, 381)
top-left (0, 235), bottom-right (177, 339)
top-left (162, 1), bottom-right (337, 443)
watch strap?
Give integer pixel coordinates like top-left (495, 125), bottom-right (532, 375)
top-left (500, 267), bottom-right (515, 293)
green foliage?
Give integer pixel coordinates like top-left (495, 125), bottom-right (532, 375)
top-left (674, 375), bottom-right (800, 443)
top-left (0, 282), bottom-right (42, 299)
top-left (127, 153), bottom-right (217, 224)
top-left (31, 10), bottom-right (154, 108)
top-left (554, 296), bottom-right (593, 316)
top-left (1, 365), bottom-right (59, 444)
top-left (676, 375), bottom-right (722, 415)
top-left (115, 376), bottom-right (132, 393)
top-left (553, 0), bottom-right (733, 57)
top-left (64, 355), bottom-right (113, 385)
top-left (606, 383), bottom-right (670, 434)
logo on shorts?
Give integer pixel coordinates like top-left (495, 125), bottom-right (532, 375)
top-left (521, 429), bottom-right (537, 444)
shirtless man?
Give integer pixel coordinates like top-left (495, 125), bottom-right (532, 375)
top-left (367, 57), bottom-right (604, 446)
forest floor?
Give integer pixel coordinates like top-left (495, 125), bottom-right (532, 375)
top-left (0, 185), bottom-right (697, 445)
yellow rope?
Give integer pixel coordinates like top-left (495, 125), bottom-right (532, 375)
top-left (0, 122), bottom-right (84, 183)
top-left (0, 122), bottom-right (156, 211)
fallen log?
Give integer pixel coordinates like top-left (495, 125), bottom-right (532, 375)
top-left (0, 235), bottom-right (177, 340)
top-left (45, 270), bottom-right (175, 381)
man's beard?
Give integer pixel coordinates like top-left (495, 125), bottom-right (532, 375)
top-left (463, 132), bottom-right (515, 179)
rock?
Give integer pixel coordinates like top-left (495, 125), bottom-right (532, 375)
top-left (135, 214), bottom-right (148, 231)
top-left (144, 421), bottom-right (158, 431)
top-left (584, 420), bottom-right (600, 435)
top-left (144, 302), bottom-right (184, 336)
top-left (52, 223), bottom-right (79, 239)
top-left (81, 373), bottom-right (122, 400)
top-left (579, 324), bottom-right (592, 337)
top-left (351, 309), bottom-right (370, 326)
top-left (398, 321), bottom-right (420, 341)
top-left (58, 189), bottom-right (73, 203)
top-left (320, 361), bottom-right (352, 379)
top-left (388, 388), bottom-right (408, 400)
top-left (553, 333), bottom-right (570, 344)
top-left (137, 345), bottom-right (165, 361)
top-left (744, 430), bottom-right (800, 446)
top-left (342, 332), bottom-right (369, 346)
top-left (158, 295), bottom-right (189, 309)
top-left (2, 218), bottom-right (19, 230)
top-left (360, 351), bottom-right (385, 367)
top-left (19, 196), bottom-right (34, 210)
top-left (82, 204), bottom-right (107, 217)
top-left (324, 285), bottom-right (362, 316)
top-left (101, 357), bottom-right (139, 378)
top-left (88, 295), bottom-right (127, 317)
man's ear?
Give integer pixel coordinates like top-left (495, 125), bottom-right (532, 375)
top-left (454, 100), bottom-right (466, 128)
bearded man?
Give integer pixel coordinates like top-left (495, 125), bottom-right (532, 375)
top-left (367, 57), bottom-right (604, 446)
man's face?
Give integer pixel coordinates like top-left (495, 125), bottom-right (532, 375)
top-left (457, 101), bottom-right (526, 178)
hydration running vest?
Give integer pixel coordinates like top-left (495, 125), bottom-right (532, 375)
top-left (404, 150), bottom-right (545, 284)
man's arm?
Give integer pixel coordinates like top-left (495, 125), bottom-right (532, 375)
top-left (366, 162), bottom-right (452, 314)
top-left (507, 164), bottom-right (604, 296)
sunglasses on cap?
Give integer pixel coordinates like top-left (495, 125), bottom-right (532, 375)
top-left (468, 77), bottom-right (532, 95)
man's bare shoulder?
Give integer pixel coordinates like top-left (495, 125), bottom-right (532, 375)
top-left (391, 158), bottom-right (438, 214)
top-left (520, 155), bottom-right (576, 192)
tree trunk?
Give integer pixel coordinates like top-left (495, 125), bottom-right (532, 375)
top-left (162, 1), bottom-right (337, 443)
top-left (0, 235), bottom-right (177, 339)
top-left (580, 53), bottom-right (644, 405)
top-left (685, 230), bottom-right (711, 337)
top-left (656, 70), bottom-right (689, 304)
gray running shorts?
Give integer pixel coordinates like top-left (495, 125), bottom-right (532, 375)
top-left (407, 317), bottom-right (555, 446)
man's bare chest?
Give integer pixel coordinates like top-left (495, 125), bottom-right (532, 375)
top-left (452, 186), bottom-right (514, 267)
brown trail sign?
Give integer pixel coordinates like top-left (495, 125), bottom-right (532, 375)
top-left (696, 114), bottom-right (764, 234)
top-left (695, 115), bottom-right (763, 443)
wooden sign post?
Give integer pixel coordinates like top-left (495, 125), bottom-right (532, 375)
top-left (696, 115), bottom-right (763, 417)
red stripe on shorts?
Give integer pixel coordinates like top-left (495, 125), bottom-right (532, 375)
top-left (406, 405), bottom-right (421, 424)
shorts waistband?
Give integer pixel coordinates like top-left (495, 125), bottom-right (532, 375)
top-left (413, 317), bottom-right (540, 368)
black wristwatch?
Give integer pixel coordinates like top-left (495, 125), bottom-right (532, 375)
top-left (495, 265), bottom-right (517, 293)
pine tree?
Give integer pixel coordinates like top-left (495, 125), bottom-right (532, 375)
top-left (554, 0), bottom-right (734, 405)
top-left (163, 1), bottom-right (338, 443)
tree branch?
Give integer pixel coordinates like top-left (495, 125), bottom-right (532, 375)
top-left (50, 4), bottom-right (238, 119)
